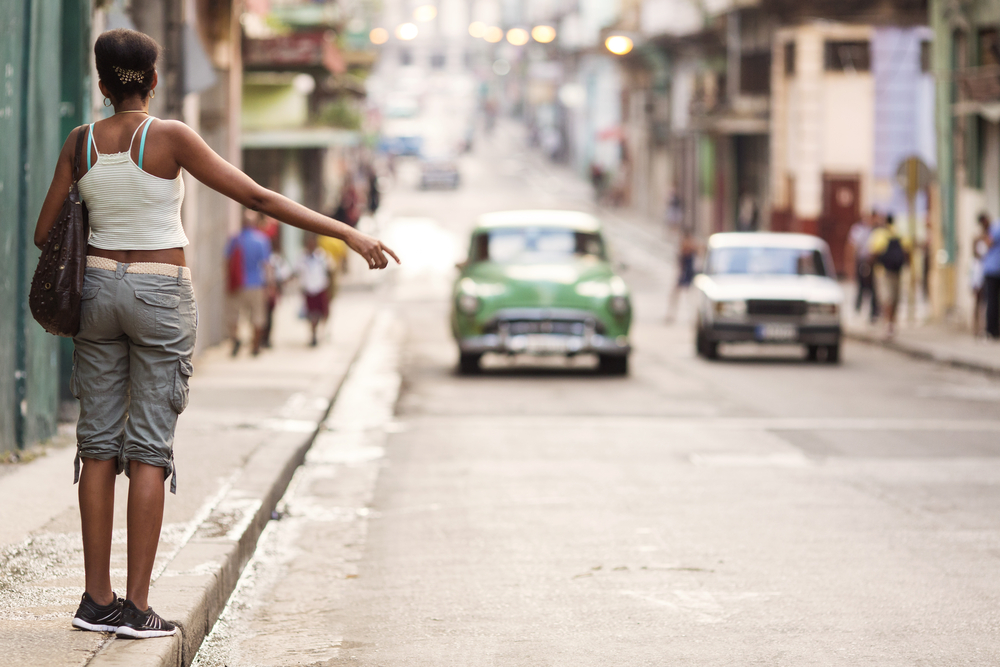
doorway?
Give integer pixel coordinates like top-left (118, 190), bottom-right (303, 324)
top-left (820, 174), bottom-right (860, 276)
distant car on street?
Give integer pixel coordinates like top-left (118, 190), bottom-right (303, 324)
top-left (451, 210), bottom-right (632, 374)
top-left (419, 152), bottom-right (460, 189)
top-left (693, 232), bottom-right (844, 362)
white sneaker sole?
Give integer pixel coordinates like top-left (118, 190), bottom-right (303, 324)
top-left (116, 625), bottom-right (177, 639)
top-left (72, 618), bottom-right (119, 633)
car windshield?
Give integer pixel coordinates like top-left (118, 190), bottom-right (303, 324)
top-left (470, 227), bottom-right (606, 263)
top-left (707, 246), bottom-right (829, 277)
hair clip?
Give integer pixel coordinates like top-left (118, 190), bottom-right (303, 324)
top-left (113, 65), bottom-right (146, 84)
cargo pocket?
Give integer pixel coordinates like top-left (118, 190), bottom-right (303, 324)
top-left (169, 357), bottom-right (194, 414)
top-left (79, 285), bottom-right (101, 333)
top-left (135, 290), bottom-right (181, 339)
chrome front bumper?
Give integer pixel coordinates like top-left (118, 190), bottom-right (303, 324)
top-left (703, 321), bottom-right (841, 345)
top-left (458, 308), bottom-right (630, 356)
top-left (458, 332), bottom-right (630, 356)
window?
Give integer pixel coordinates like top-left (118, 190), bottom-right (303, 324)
top-left (431, 51), bottom-right (446, 69)
top-left (471, 228), bottom-right (607, 263)
top-left (784, 42), bottom-right (795, 76)
top-left (824, 40), bottom-right (871, 72)
top-left (740, 52), bottom-right (771, 95)
top-left (707, 247), bottom-right (829, 277)
top-left (399, 49), bottom-right (412, 66)
top-left (979, 28), bottom-right (1000, 66)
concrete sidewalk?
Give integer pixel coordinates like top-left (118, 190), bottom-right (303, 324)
top-left (0, 281), bottom-right (386, 667)
top-left (843, 313), bottom-right (1000, 376)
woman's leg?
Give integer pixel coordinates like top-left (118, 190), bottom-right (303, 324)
top-left (79, 457), bottom-right (118, 605)
top-left (125, 461), bottom-right (165, 610)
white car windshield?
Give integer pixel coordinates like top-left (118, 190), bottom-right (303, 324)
top-left (471, 227), bottom-right (606, 263)
top-left (707, 246), bottom-right (829, 277)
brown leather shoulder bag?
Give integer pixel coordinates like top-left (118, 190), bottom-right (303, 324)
top-left (29, 126), bottom-right (90, 337)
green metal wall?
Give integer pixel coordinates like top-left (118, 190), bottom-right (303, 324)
top-left (0, 0), bottom-right (90, 453)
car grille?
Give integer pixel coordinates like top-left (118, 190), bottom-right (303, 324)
top-left (484, 318), bottom-right (606, 336)
top-left (746, 300), bottom-right (807, 317)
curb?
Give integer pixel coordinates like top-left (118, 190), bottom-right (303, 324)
top-left (86, 313), bottom-right (379, 667)
top-left (844, 329), bottom-right (1000, 377)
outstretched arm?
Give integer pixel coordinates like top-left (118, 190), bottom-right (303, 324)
top-left (166, 120), bottom-right (399, 269)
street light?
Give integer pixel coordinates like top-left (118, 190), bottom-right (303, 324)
top-left (468, 21), bottom-right (486, 38)
top-left (413, 5), bottom-right (437, 22)
top-left (605, 35), bottom-right (633, 55)
top-left (396, 23), bottom-right (418, 40)
top-left (483, 26), bottom-right (503, 43)
top-left (369, 27), bottom-right (389, 45)
top-left (506, 28), bottom-right (529, 46)
top-left (531, 25), bottom-right (556, 43)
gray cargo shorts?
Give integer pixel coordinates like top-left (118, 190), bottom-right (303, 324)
top-left (72, 262), bottom-right (197, 493)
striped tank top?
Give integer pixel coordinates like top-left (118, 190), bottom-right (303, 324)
top-left (78, 118), bottom-right (189, 250)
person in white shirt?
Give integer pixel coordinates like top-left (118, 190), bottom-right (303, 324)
top-left (295, 233), bottom-right (334, 346)
top-left (847, 210), bottom-right (880, 323)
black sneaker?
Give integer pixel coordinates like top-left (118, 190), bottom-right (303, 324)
top-left (115, 600), bottom-right (177, 639)
top-left (72, 591), bottom-right (123, 632)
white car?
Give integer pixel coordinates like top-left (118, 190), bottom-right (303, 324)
top-left (693, 233), bottom-right (844, 363)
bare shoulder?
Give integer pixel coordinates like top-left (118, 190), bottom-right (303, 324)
top-left (60, 125), bottom-right (88, 162)
top-left (155, 118), bottom-right (198, 139)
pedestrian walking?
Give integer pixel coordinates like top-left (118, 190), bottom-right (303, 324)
top-left (869, 213), bottom-right (909, 338)
top-left (226, 210), bottom-right (271, 356)
top-left (296, 234), bottom-right (335, 346)
top-left (736, 194), bottom-right (759, 232)
top-left (262, 231), bottom-right (292, 349)
top-left (972, 213), bottom-right (992, 336)
top-left (848, 210), bottom-right (879, 323)
top-left (666, 230), bottom-right (698, 323)
top-left (366, 162), bottom-right (380, 215)
top-left (32, 28), bottom-right (397, 641)
top-left (981, 214), bottom-right (1000, 339)
top-left (333, 173), bottom-right (360, 228)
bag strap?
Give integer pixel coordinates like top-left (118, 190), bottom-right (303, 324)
top-left (73, 125), bottom-right (87, 183)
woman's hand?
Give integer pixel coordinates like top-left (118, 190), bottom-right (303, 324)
top-left (345, 229), bottom-right (400, 269)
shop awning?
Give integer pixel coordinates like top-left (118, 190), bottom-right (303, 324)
top-left (241, 128), bottom-right (361, 149)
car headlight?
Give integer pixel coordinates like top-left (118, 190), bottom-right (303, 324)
top-left (808, 302), bottom-right (839, 317)
top-left (457, 293), bottom-right (480, 315)
top-left (609, 295), bottom-right (630, 316)
top-left (713, 300), bottom-right (747, 317)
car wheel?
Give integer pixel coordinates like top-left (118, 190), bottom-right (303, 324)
top-left (458, 352), bottom-right (482, 375)
top-left (826, 344), bottom-right (841, 364)
top-left (598, 354), bottom-right (628, 375)
top-left (703, 341), bottom-right (719, 360)
top-left (695, 328), bottom-right (705, 357)
top-left (806, 345), bottom-right (820, 362)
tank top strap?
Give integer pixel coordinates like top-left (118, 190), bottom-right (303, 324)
top-left (137, 117), bottom-right (154, 171)
top-left (87, 124), bottom-right (96, 171)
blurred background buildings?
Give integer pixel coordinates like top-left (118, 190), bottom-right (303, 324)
top-left (1, 0), bottom-right (999, 453)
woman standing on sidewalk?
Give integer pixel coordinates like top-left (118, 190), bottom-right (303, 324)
top-left (33, 29), bottom-right (398, 639)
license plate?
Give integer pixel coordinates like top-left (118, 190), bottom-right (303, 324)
top-left (756, 324), bottom-right (797, 341)
top-left (524, 335), bottom-right (572, 353)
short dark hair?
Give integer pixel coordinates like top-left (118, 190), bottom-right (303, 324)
top-left (94, 29), bottom-right (160, 102)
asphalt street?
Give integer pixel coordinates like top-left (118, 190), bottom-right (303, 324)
top-left (193, 122), bottom-right (1000, 666)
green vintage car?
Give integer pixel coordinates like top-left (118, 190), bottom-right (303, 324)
top-left (451, 210), bottom-right (632, 374)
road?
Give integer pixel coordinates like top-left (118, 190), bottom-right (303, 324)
top-left (193, 122), bottom-right (1000, 666)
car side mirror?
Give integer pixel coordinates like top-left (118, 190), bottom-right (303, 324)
top-left (455, 260), bottom-right (468, 271)
top-left (616, 261), bottom-right (629, 272)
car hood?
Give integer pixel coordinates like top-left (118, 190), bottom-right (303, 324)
top-left (460, 258), bottom-right (623, 310)
top-left (694, 274), bottom-right (844, 303)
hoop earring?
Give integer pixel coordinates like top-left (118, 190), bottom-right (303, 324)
top-left (103, 97), bottom-right (111, 107)
top-left (149, 89), bottom-right (155, 99)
